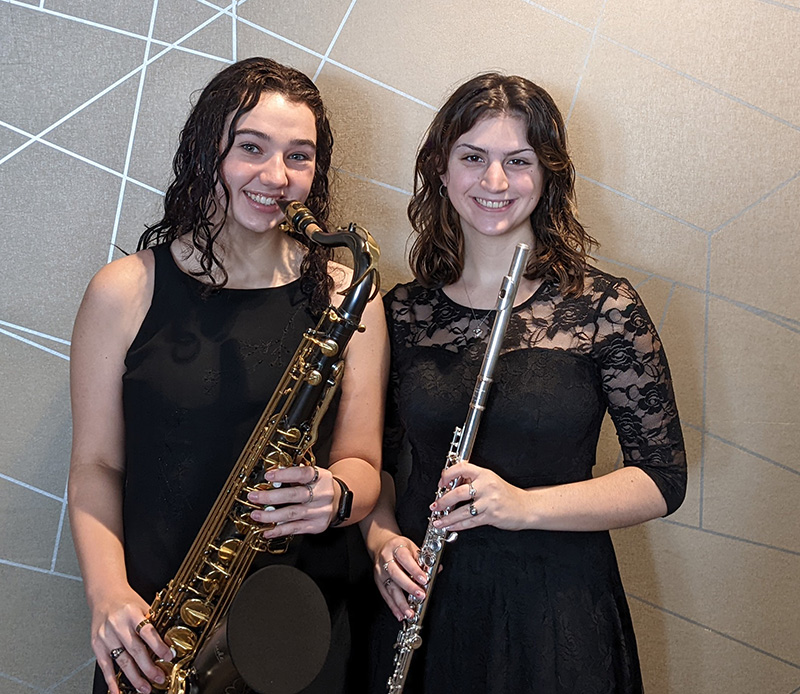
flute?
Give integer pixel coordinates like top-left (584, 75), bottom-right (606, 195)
top-left (387, 242), bottom-right (531, 693)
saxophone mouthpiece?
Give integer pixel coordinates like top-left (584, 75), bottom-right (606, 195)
top-left (280, 200), bottom-right (323, 237)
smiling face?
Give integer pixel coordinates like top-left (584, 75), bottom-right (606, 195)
top-left (441, 113), bottom-right (544, 246)
top-left (218, 91), bottom-right (317, 238)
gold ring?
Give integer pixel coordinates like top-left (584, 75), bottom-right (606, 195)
top-left (135, 617), bottom-right (151, 635)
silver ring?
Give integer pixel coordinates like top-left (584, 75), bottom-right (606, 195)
top-left (110, 647), bottom-right (125, 661)
top-left (384, 577), bottom-right (392, 588)
top-left (309, 465), bottom-right (319, 485)
top-left (468, 482), bottom-right (476, 499)
top-left (382, 558), bottom-right (396, 573)
top-left (392, 544), bottom-right (407, 559)
top-left (469, 502), bottom-right (478, 517)
top-left (303, 483), bottom-right (314, 504)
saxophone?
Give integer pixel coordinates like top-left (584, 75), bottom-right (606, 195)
top-left (119, 201), bottom-right (380, 694)
top-left (386, 243), bottom-right (530, 694)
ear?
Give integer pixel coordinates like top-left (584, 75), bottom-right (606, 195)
top-left (439, 171), bottom-right (450, 187)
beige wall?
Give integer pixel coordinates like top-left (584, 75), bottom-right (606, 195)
top-left (1, 1), bottom-right (798, 691)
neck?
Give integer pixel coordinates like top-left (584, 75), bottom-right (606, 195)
top-left (176, 227), bottom-right (307, 289)
top-left (452, 234), bottom-right (538, 308)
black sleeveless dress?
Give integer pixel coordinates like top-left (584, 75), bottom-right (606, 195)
top-left (368, 268), bottom-right (686, 694)
top-left (92, 244), bottom-right (369, 693)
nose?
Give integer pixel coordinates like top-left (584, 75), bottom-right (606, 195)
top-left (258, 154), bottom-right (289, 189)
top-left (481, 160), bottom-right (508, 193)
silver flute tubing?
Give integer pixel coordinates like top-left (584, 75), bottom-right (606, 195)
top-left (386, 242), bottom-right (531, 694)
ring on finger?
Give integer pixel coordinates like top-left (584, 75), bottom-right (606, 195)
top-left (135, 616), bottom-right (151, 635)
top-left (309, 465), bottom-right (319, 485)
top-left (469, 501), bottom-right (479, 517)
top-left (468, 482), bottom-right (476, 499)
top-left (110, 647), bottom-right (125, 661)
top-left (392, 544), bottom-right (407, 559)
top-left (384, 577), bottom-right (392, 588)
top-left (303, 482), bottom-right (314, 505)
top-left (382, 558), bottom-right (396, 573)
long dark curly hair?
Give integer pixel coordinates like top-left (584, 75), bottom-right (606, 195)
top-left (138, 57), bottom-right (334, 313)
top-left (408, 73), bottom-right (596, 296)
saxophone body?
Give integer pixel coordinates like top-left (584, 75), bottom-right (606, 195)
top-left (386, 243), bottom-right (530, 694)
top-left (119, 202), bottom-right (380, 694)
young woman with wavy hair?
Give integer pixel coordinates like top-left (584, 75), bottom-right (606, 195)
top-left (362, 73), bottom-right (686, 693)
top-left (69, 57), bottom-right (387, 694)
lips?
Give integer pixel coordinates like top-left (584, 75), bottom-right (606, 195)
top-left (245, 191), bottom-right (278, 206)
top-left (474, 197), bottom-right (512, 210)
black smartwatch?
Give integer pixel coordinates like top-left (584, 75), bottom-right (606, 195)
top-left (330, 476), bottom-right (353, 527)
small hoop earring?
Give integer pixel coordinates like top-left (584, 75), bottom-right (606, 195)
top-left (438, 184), bottom-right (447, 199)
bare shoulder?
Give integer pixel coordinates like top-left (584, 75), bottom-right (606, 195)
top-left (75, 250), bottom-right (156, 347)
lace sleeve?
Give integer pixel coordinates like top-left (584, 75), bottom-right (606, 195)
top-left (592, 279), bottom-right (687, 515)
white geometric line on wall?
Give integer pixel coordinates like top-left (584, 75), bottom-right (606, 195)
top-left (0, 120), bottom-right (165, 195)
top-left (45, 658), bottom-right (97, 694)
top-left (5, 0), bottom-right (232, 65)
top-left (520, 0), bottom-right (597, 31)
top-left (0, 473), bottom-right (63, 504)
top-left (312, 0), bottom-right (358, 82)
top-left (0, 320), bottom-right (70, 346)
top-left (0, 558), bottom-right (81, 582)
top-left (109, 0), bottom-right (160, 262)
top-left (710, 169), bottom-right (800, 236)
top-left (0, 0), bottom-right (240, 171)
top-left (662, 516), bottom-right (800, 558)
top-left (0, 669), bottom-right (37, 692)
top-left (577, 175), bottom-right (709, 234)
top-left (230, 0), bottom-right (237, 61)
top-left (335, 168), bottom-right (412, 197)
top-left (628, 593), bottom-right (800, 671)
top-left (0, 328), bottom-right (70, 361)
top-left (51, 480), bottom-right (69, 573)
top-left (756, 0), bottom-right (800, 13)
top-left (566, 0), bottom-right (607, 123)
top-left (597, 33), bottom-right (800, 133)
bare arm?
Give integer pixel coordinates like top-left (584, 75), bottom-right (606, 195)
top-left (68, 251), bottom-right (172, 693)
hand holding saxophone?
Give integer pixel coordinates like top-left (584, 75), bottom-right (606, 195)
top-left (431, 460), bottom-right (533, 533)
top-left (247, 464), bottom-right (339, 537)
top-left (89, 584), bottom-right (172, 694)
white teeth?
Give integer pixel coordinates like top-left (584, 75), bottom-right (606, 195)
top-left (475, 198), bottom-right (511, 209)
top-left (246, 191), bottom-right (276, 206)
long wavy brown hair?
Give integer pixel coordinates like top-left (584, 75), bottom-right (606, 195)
top-left (138, 57), bottom-right (334, 313)
top-left (408, 73), bottom-right (596, 296)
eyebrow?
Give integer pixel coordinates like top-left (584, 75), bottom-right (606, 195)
top-left (234, 128), bottom-right (316, 149)
top-left (454, 143), bottom-right (536, 156)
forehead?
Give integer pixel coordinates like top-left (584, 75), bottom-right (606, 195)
top-left (452, 113), bottom-right (530, 149)
top-left (230, 91), bottom-right (317, 142)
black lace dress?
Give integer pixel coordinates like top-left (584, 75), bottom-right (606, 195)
top-left (370, 267), bottom-right (686, 694)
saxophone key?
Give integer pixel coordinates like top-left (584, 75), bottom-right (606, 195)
top-left (165, 625), bottom-right (197, 658)
top-left (179, 599), bottom-right (212, 628)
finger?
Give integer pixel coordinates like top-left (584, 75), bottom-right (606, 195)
top-left (265, 465), bottom-right (325, 485)
top-left (439, 461), bottom-right (477, 487)
top-left (125, 636), bottom-right (168, 686)
top-left (248, 485), bottom-right (316, 507)
top-left (431, 486), bottom-right (470, 513)
top-left (97, 655), bottom-right (120, 694)
top-left (111, 649), bottom-right (153, 694)
top-left (139, 623), bottom-right (174, 663)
